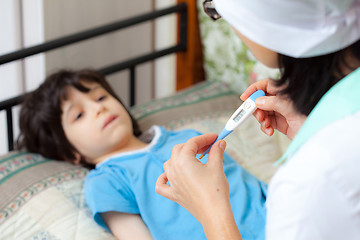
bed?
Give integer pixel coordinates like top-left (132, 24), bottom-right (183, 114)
top-left (0, 1), bottom-right (288, 239)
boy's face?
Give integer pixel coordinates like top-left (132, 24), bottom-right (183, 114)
top-left (61, 81), bottom-right (134, 164)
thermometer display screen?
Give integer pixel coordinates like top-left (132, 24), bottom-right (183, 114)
top-left (233, 109), bottom-right (246, 122)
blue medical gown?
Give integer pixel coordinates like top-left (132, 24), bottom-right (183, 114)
top-left (84, 126), bottom-right (267, 240)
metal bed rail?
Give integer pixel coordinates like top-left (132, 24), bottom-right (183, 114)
top-left (0, 3), bottom-right (188, 151)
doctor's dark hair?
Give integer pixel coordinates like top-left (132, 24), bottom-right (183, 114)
top-left (17, 69), bottom-right (142, 167)
top-left (276, 39), bottom-right (360, 116)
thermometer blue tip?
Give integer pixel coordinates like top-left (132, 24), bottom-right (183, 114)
top-left (217, 128), bottom-right (233, 140)
top-left (199, 128), bottom-right (233, 159)
top-left (249, 90), bottom-right (265, 102)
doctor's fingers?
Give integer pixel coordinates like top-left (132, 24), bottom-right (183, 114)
top-left (155, 172), bottom-right (176, 202)
top-left (255, 95), bottom-right (295, 118)
top-left (163, 143), bottom-right (186, 176)
top-left (164, 134), bottom-right (218, 172)
top-left (170, 143), bottom-right (185, 160)
top-left (181, 134), bottom-right (218, 157)
top-left (164, 143), bottom-right (185, 173)
top-left (240, 78), bottom-right (279, 101)
top-left (253, 109), bottom-right (275, 136)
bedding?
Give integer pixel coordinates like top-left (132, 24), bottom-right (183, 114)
top-left (0, 81), bottom-right (285, 239)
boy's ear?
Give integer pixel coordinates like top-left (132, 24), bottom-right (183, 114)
top-left (72, 152), bottom-right (82, 165)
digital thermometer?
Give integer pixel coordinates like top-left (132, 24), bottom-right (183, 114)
top-left (199, 90), bottom-right (265, 159)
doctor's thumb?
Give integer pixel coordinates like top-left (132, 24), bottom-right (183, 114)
top-left (255, 96), bottom-right (280, 112)
top-left (208, 140), bottom-right (226, 166)
top-left (256, 95), bottom-right (295, 119)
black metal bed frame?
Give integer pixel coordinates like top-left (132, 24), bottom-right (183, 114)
top-left (0, 3), bottom-right (188, 151)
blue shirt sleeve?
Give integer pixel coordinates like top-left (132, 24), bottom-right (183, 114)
top-left (84, 166), bottom-right (139, 232)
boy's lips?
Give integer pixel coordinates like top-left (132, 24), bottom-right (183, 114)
top-left (103, 115), bottom-right (118, 129)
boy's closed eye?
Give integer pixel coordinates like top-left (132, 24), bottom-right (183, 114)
top-left (97, 95), bottom-right (107, 102)
top-left (75, 112), bottom-right (83, 121)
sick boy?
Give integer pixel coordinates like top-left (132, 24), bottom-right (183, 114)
top-left (18, 69), bottom-right (267, 240)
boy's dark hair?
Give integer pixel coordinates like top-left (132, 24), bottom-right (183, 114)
top-left (17, 69), bottom-right (142, 166)
top-left (276, 39), bottom-right (360, 116)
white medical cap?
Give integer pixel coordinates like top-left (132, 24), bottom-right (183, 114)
top-left (213, 0), bottom-right (360, 58)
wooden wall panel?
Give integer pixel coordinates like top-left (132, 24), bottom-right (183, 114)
top-left (176, 0), bottom-right (205, 90)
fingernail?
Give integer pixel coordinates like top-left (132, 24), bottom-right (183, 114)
top-left (219, 140), bottom-right (227, 151)
top-left (256, 98), bottom-right (265, 106)
top-left (265, 128), bottom-right (272, 135)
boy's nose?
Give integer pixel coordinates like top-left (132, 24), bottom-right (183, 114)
top-left (93, 102), bottom-right (106, 116)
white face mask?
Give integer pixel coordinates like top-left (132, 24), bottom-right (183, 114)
top-left (214, 0), bottom-right (360, 58)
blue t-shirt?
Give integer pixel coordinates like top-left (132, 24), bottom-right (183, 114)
top-left (84, 126), bottom-right (267, 240)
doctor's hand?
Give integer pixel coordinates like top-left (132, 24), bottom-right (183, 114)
top-left (155, 134), bottom-right (234, 225)
top-left (241, 78), bottom-right (307, 140)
